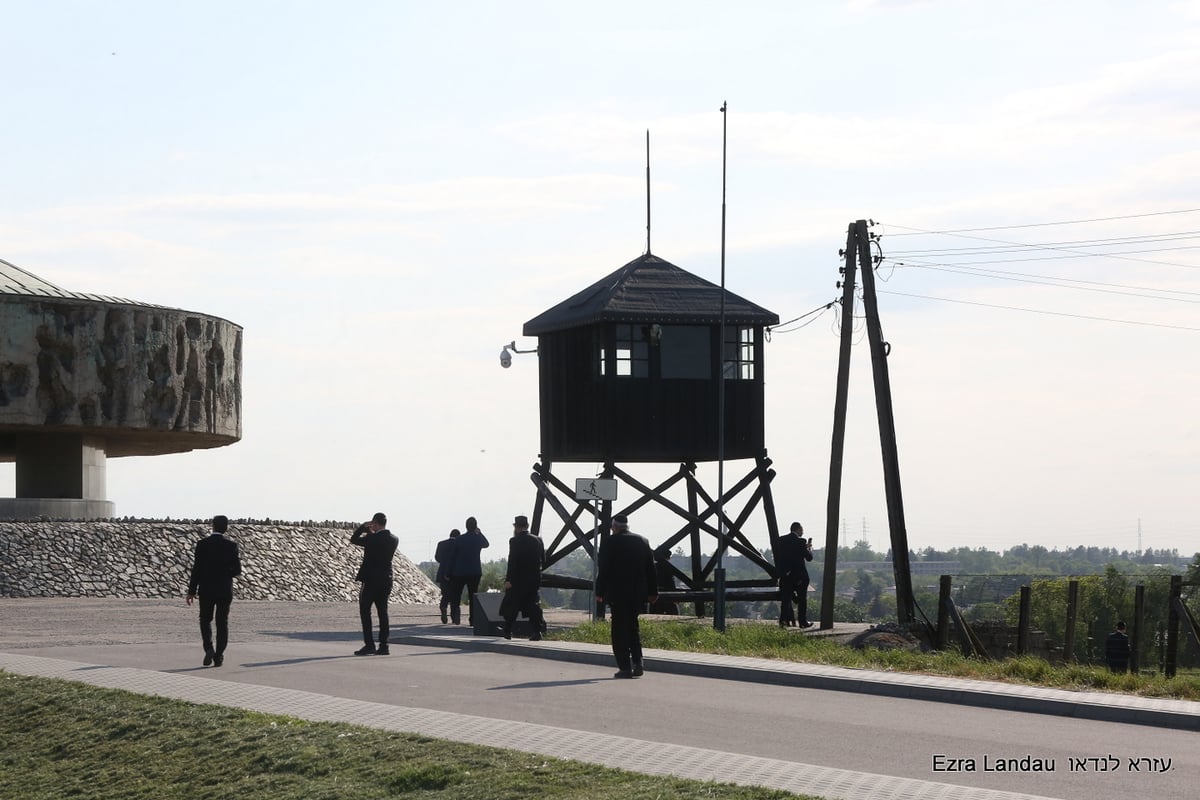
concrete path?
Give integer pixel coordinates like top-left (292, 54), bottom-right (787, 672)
top-left (1, 599), bottom-right (1196, 800)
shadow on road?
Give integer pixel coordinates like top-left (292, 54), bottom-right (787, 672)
top-left (488, 678), bottom-right (606, 690)
top-left (255, 630), bottom-right (360, 642)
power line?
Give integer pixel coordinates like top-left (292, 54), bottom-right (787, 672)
top-left (888, 231), bottom-right (1200, 257)
top-left (877, 289), bottom-right (1200, 332)
top-left (766, 300), bottom-right (836, 336)
top-left (891, 261), bottom-right (1200, 304)
top-left (882, 208), bottom-right (1200, 236)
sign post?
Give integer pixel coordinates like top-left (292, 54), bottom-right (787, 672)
top-left (575, 478), bottom-right (618, 620)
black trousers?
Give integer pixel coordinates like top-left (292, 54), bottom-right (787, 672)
top-left (438, 579), bottom-right (453, 615)
top-left (501, 588), bottom-right (545, 633)
top-left (198, 595), bottom-right (232, 655)
top-left (448, 575), bottom-right (480, 624)
top-left (608, 601), bottom-right (644, 671)
top-left (359, 580), bottom-right (393, 646)
top-left (779, 575), bottom-right (810, 625)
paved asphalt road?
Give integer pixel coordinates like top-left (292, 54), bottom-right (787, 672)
top-left (1, 598), bottom-right (1195, 799)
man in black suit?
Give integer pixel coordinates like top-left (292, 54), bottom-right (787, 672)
top-left (500, 515), bottom-right (545, 641)
top-left (186, 515), bottom-right (242, 667)
top-left (350, 512), bottom-right (399, 656)
top-left (448, 516), bottom-right (489, 625)
top-left (595, 514), bottom-right (657, 678)
top-left (1106, 621), bottom-right (1131, 673)
top-left (434, 529), bottom-right (460, 624)
top-left (775, 521), bottom-right (814, 628)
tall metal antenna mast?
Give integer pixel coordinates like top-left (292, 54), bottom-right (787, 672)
top-left (645, 130), bottom-right (652, 254)
top-left (714, 101), bottom-right (728, 632)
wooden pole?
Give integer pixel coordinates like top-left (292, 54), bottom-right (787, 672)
top-left (1017, 585), bottom-right (1031, 656)
top-left (855, 219), bottom-right (916, 624)
top-left (1131, 583), bottom-right (1145, 674)
top-left (1166, 575), bottom-right (1182, 678)
top-left (936, 575), bottom-right (951, 650)
top-left (819, 223), bottom-right (859, 630)
top-left (1064, 579), bottom-right (1079, 664)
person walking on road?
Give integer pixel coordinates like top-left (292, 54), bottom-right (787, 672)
top-left (500, 515), bottom-right (545, 640)
top-left (186, 514), bottom-right (242, 667)
top-left (350, 512), bottom-right (399, 655)
top-left (775, 521), bottom-right (814, 628)
top-left (448, 516), bottom-right (489, 625)
top-left (595, 514), bottom-right (657, 678)
top-left (434, 529), bottom-right (460, 624)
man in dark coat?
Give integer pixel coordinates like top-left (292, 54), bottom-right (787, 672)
top-left (595, 514), bottom-right (657, 678)
top-left (1106, 621), bottom-right (1131, 673)
top-left (434, 529), bottom-right (460, 624)
top-left (775, 521), bottom-right (814, 628)
top-left (501, 515), bottom-right (545, 641)
top-left (350, 512), bottom-right (399, 655)
top-left (186, 515), bottom-right (242, 667)
top-left (448, 516), bottom-right (489, 625)
top-left (650, 547), bottom-right (679, 615)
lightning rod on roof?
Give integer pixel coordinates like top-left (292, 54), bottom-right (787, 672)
top-left (645, 129), bottom-right (652, 255)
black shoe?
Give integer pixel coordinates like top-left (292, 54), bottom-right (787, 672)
top-left (800, 621), bottom-right (814, 629)
top-left (203, 652), bottom-right (214, 667)
top-left (441, 612), bottom-right (448, 624)
top-left (212, 653), bottom-right (224, 667)
top-left (614, 669), bottom-right (634, 679)
top-left (502, 627), bottom-right (512, 640)
top-left (375, 645), bottom-right (390, 655)
top-left (355, 645), bottom-right (377, 656)
top-left (631, 663), bottom-right (644, 677)
top-left (530, 632), bottom-right (542, 641)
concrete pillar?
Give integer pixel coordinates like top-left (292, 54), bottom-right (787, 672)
top-left (16, 433), bottom-right (107, 500)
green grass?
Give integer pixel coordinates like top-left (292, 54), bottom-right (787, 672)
top-left (0, 672), bottom-right (810, 800)
top-left (552, 619), bottom-right (1200, 702)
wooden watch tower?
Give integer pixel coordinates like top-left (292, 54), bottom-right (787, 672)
top-left (521, 252), bottom-right (783, 609)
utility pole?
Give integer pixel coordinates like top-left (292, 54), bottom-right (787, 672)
top-left (820, 219), bottom-right (916, 628)
top-left (713, 100), bottom-right (729, 632)
top-left (819, 223), bottom-right (859, 629)
top-left (856, 219), bottom-right (916, 624)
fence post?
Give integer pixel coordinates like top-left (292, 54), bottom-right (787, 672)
top-left (1017, 585), bottom-right (1031, 656)
top-left (1132, 583), bottom-right (1145, 674)
top-left (1166, 575), bottom-right (1181, 678)
top-left (1064, 579), bottom-right (1079, 664)
top-left (937, 575), bottom-right (951, 650)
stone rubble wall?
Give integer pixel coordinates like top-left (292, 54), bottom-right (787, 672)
top-left (0, 521), bottom-right (439, 603)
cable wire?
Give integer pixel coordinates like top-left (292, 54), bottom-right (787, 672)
top-left (892, 261), bottom-right (1200, 304)
top-left (881, 208), bottom-right (1200, 236)
top-left (877, 289), bottom-right (1200, 332)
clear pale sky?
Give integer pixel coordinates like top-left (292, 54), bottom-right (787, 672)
top-left (3, 1), bottom-right (1197, 565)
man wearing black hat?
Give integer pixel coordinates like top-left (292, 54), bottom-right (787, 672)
top-left (350, 512), bottom-right (399, 655)
top-left (595, 514), bottom-right (657, 678)
top-left (500, 515), bottom-right (545, 641)
top-left (186, 514), bottom-right (241, 667)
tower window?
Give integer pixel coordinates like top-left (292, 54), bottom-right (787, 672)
top-left (615, 324), bottom-right (649, 377)
top-left (723, 326), bottom-right (755, 380)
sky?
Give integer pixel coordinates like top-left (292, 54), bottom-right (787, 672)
top-left (2, 1), bottom-right (1198, 566)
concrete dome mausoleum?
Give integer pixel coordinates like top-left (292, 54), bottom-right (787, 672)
top-left (0, 258), bottom-right (242, 519)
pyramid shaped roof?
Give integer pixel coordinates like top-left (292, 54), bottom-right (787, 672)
top-left (523, 253), bottom-right (778, 336)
